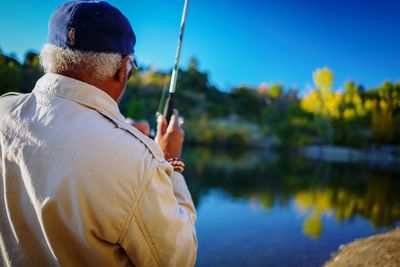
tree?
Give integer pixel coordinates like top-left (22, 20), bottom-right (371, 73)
top-left (268, 83), bottom-right (283, 98)
top-left (21, 51), bottom-right (43, 93)
top-left (301, 67), bottom-right (339, 144)
top-left (0, 54), bottom-right (23, 94)
top-left (313, 67), bottom-right (334, 98)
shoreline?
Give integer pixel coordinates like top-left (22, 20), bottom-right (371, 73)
top-left (301, 145), bottom-right (400, 164)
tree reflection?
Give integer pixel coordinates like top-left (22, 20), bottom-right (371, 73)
top-left (183, 147), bottom-right (400, 238)
top-left (303, 211), bottom-right (323, 239)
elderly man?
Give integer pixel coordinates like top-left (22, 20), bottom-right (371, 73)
top-left (0, 1), bottom-right (197, 267)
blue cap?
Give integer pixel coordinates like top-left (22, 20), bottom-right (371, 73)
top-left (48, 1), bottom-right (136, 55)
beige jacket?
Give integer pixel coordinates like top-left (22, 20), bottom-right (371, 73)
top-left (0, 74), bottom-right (197, 267)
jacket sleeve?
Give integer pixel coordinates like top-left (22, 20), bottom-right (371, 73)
top-left (120, 162), bottom-right (197, 267)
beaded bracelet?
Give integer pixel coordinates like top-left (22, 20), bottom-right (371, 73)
top-left (167, 158), bottom-right (185, 173)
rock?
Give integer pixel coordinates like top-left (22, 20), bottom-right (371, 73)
top-left (324, 228), bottom-right (400, 267)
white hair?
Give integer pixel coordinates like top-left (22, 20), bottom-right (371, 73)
top-left (40, 44), bottom-right (124, 80)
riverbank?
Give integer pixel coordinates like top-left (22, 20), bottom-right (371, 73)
top-left (324, 228), bottom-right (400, 267)
top-left (301, 145), bottom-right (400, 164)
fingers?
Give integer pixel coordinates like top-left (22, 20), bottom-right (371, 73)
top-left (167, 109), bottom-right (180, 133)
top-left (156, 114), bottom-right (168, 135)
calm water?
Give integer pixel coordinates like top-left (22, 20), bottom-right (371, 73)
top-left (182, 147), bottom-right (400, 267)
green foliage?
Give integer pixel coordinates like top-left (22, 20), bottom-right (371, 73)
top-left (184, 115), bottom-right (263, 147)
top-left (229, 86), bottom-right (264, 121)
top-left (126, 99), bottom-right (146, 119)
top-left (113, 63), bottom-right (400, 147)
top-left (21, 51), bottom-right (43, 93)
top-left (0, 50), bottom-right (43, 94)
top-left (2, 48), bottom-right (400, 148)
top-left (0, 55), bottom-right (23, 94)
top-left (268, 83), bottom-right (283, 98)
top-left (261, 97), bottom-right (319, 147)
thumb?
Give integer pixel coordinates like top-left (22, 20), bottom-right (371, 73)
top-left (167, 109), bottom-right (179, 133)
top-left (157, 115), bottom-right (168, 135)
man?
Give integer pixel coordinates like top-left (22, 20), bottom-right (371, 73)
top-left (0, 1), bottom-right (197, 267)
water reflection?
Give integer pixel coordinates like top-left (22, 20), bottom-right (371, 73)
top-left (184, 147), bottom-right (400, 234)
top-left (183, 147), bottom-right (400, 266)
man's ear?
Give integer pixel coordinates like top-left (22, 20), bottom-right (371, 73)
top-left (115, 56), bottom-right (130, 82)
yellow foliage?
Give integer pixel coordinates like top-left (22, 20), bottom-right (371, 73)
top-left (301, 67), bottom-right (340, 119)
top-left (199, 114), bottom-right (208, 128)
top-left (139, 70), bottom-right (170, 87)
top-left (301, 91), bottom-right (321, 114)
top-left (203, 129), bottom-right (214, 143)
top-left (380, 100), bottom-right (388, 111)
top-left (364, 99), bottom-right (375, 111)
top-left (301, 90), bottom-right (341, 119)
top-left (353, 95), bottom-right (366, 116)
top-left (313, 67), bottom-right (334, 95)
top-left (371, 105), bottom-right (394, 142)
top-left (344, 94), bottom-right (352, 104)
top-left (343, 109), bottom-right (356, 120)
top-left (301, 69), bottom-right (374, 120)
top-left (295, 191), bottom-right (314, 210)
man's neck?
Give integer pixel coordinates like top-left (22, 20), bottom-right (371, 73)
top-left (56, 71), bottom-right (121, 102)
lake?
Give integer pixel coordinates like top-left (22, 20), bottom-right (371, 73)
top-left (182, 147), bottom-right (400, 267)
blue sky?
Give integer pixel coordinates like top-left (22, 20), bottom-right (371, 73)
top-left (0, 0), bottom-right (399, 92)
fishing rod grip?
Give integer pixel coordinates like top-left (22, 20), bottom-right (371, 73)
top-left (163, 93), bottom-right (175, 123)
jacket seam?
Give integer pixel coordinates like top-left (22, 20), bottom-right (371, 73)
top-left (117, 173), bottom-right (151, 241)
top-left (134, 208), bottom-right (162, 266)
top-left (118, 171), bottom-right (163, 266)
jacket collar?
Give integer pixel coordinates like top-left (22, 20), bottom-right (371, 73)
top-left (33, 73), bottom-right (165, 162)
top-left (33, 73), bottom-right (125, 122)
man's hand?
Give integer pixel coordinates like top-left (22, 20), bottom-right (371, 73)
top-left (155, 110), bottom-right (184, 160)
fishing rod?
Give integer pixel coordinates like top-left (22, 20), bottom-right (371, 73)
top-left (162, 0), bottom-right (190, 123)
